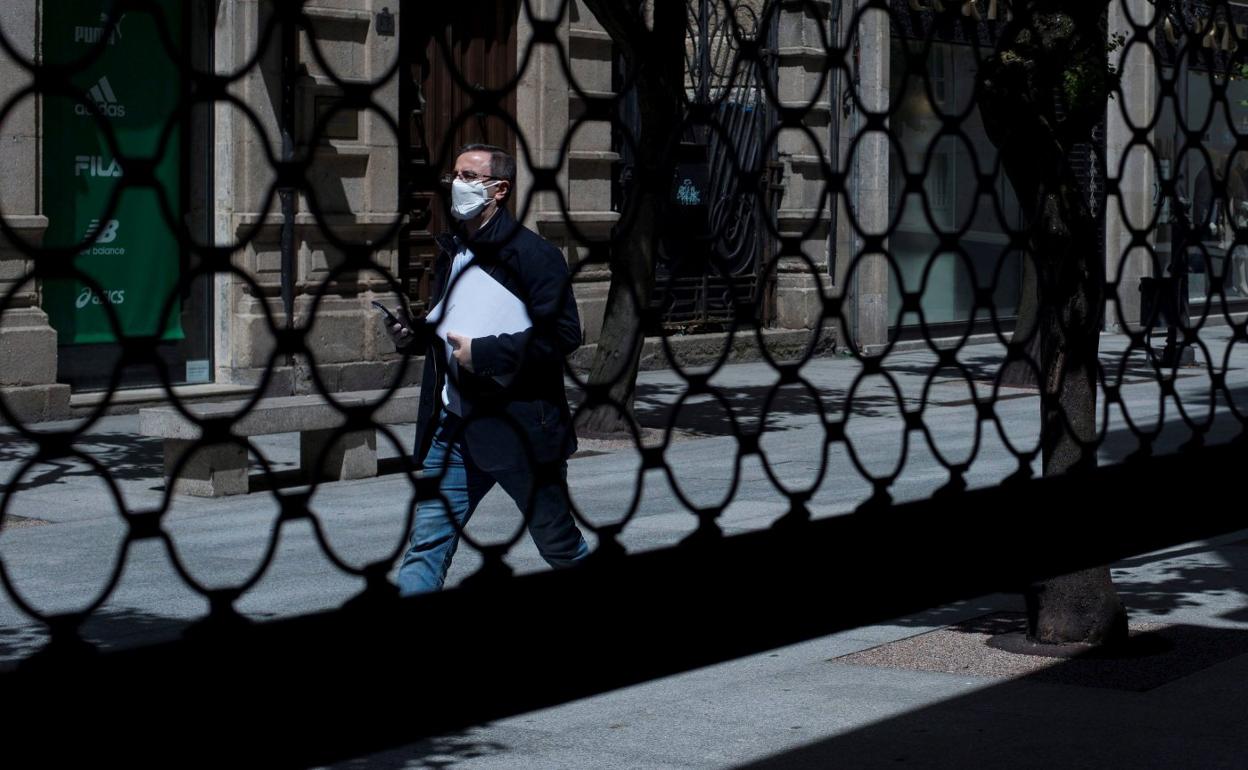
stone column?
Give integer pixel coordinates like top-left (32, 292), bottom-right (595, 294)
top-left (842, 0), bottom-right (890, 353)
top-left (0, 2), bottom-right (72, 423)
top-left (773, 0), bottom-right (837, 334)
top-left (1105, 0), bottom-right (1156, 334)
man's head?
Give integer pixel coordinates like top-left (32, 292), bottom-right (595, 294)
top-left (448, 144), bottom-right (515, 226)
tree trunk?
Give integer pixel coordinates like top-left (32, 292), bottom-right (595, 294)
top-left (581, 200), bottom-right (662, 435)
top-left (1027, 185), bottom-right (1125, 647)
top-left (978, 0), bottom-right (1126, 647)
top-left (578, 0), bottom-right (687, 436)
top-left (1000, 252), bottom-right (1041, 388)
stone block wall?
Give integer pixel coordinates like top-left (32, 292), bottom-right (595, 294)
top-left (519, 0), bottom-right (617, 346)
top-left (0, 2), bottom-right (71, 422)
top-left (773, 0), bottom-right (837, 334)
top-left (216, 0), bottom-right (406, 394)
top-left (520, 0), bottom-right (839, 346)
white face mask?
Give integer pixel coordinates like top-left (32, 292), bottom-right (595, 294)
top-left (450, 177), bottom-right (500, 221)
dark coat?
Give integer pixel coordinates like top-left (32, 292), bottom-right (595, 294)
top-left (404, 206), bottom-right (582, 472)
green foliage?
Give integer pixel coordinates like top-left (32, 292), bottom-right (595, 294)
top-left (1061, 31), bottom-right (1126, 108)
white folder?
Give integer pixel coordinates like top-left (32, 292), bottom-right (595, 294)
top-left (426, 265), bottom-right (532, 386)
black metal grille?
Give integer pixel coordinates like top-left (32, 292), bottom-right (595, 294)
top-left (1, 0), bottom-right (1247, 764)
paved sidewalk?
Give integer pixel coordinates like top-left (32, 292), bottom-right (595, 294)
top-left (330, 528), bottom-right (1248, 768)
top-left (1, 329), bottom-right (1247, 765)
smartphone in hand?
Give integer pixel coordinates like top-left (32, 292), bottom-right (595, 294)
top-left (371, 300), bottom-right (401, 326)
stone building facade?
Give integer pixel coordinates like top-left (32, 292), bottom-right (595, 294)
top-left (5, 0), bottom-right (1230, 423)
top-left (0, 0), bottom-right (839, 422)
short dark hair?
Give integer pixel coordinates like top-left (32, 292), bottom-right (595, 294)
top-left (454, 143), bottom-right (516, 196)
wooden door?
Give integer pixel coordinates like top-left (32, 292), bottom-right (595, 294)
top-left (401, 2), bottom-right (519, 313)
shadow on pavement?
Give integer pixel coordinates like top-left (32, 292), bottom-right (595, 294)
top-left (623, 382), bottom-right (909, 438)
top-left (325, 733), bottom-right (510, 770)
top-left (739, 622), bottom-right (1248, 769)
top-left (0, 431), bottom-right (165, 490)
top-left (739, 536), bottom-right (1248, 769)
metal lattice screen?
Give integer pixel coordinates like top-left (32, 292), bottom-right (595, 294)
top-left (0, 0), bottom-right (1247, 761)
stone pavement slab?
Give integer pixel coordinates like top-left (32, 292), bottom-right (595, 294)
top-left (1, 331), bottom-right (1247, 765)
top-left (327, 536), bottom-right (1248, 768)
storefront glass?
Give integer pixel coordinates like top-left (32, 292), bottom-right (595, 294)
top-left (1155, 64), bottom-right (1248, 304)
top-left (41, 1), bottom-right (214, 390)
top-left (887, 39), bottom-right (1024, 333)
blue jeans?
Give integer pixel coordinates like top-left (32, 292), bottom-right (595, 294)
top-left (396, 412), bottom-right (590, 595)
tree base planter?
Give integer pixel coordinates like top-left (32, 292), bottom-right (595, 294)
top-left (1026, 567), bottom-right (1129, 648)
top-left (987, 630), bottom-right (1173, 659)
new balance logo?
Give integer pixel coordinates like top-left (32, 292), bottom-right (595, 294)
top-left (75, 76), bottom-right (126, 118)
top-left (73, 13), bottom-right (124, 46)
top-left (81, 220), bottom-right (126, 258)
top-left (85, 219), bottom-right (120, 245)
top-left (74, 155), bottom-right (123, 178)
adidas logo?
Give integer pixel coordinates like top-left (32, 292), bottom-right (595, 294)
top-left (74, 75), bottom-right (126, 118)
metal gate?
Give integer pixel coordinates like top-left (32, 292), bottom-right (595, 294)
top-left (618, 0), bottom-right (781, 333)
top-left (4, 0), bottom-right (1248, 765)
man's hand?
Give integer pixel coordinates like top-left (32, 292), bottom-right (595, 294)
top-left (447, 331), bottom-right (474, 372)
top-left (384, 318), bottom-right (413, 348)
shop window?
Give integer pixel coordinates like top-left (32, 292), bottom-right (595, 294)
top-left (887, 38), bottom-right (1024, 333)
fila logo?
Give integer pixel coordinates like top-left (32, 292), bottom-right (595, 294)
top-left (75, 76), bottom-right (126, 118)
top-left (85, 219), bottom-right (120, 245)
top-left (73, 13), bottom-right (124, 46)
top-left (74, 155), bottom-right (123, 178)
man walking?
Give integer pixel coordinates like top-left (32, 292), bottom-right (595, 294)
top-left (386, 144), bottom-right (590, 594)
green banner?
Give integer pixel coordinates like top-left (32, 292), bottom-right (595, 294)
top-left (43, 1), bottom-right (184, 345)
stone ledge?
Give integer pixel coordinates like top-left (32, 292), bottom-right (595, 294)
top-left (139, 387), bottom-right (421, 440)
top-left (568, 27), bottom-right (612, 44)
top-left (0, 383), bottom-right (71, 424)
top-left (776, 46), bottom-right (833, 63)
top-left (71, 382), bottom-right (258, 415)
top-left (567, 150), bottom-right (621, 164)
top-left (303, 6), bottom-right (372, 23)
top-left (234, 212), bottom-right (403, 232)
top-left (776, 208), bottom-right (830, 220)
top-left (777, 100), bottom-right (832, 112)
top-left (535, 211), bottom-right (620, 239)
top-left (1, 215), bottom-right (49, 232)
top-left (787, 153), bottom-right (830, 169)
top-left (568, 89), bottom-right (617, 102)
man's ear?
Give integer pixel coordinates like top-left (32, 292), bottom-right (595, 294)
top-left (493, 180), bottom-right (510, 202)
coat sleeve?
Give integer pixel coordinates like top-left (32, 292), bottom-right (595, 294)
top-left (470, 241), bottom-right (581, 378)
